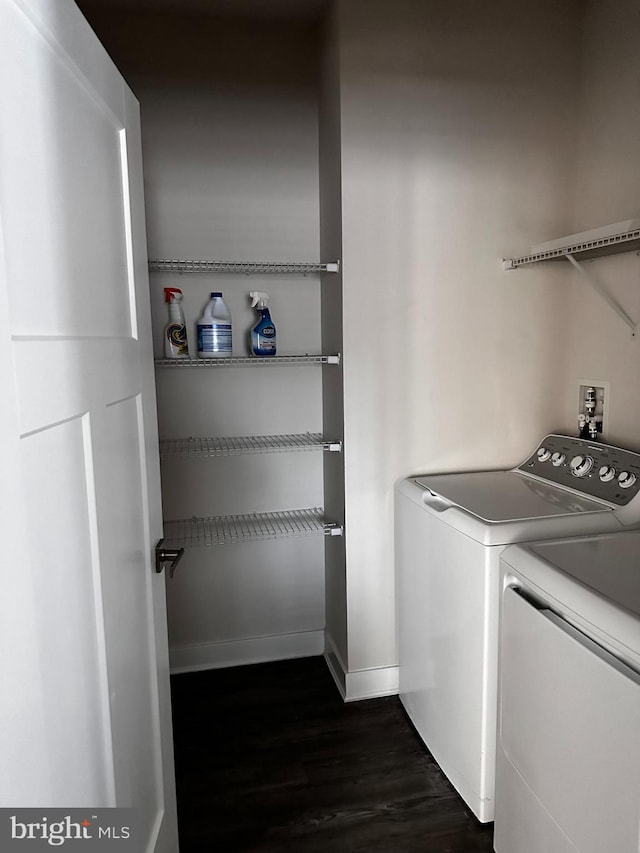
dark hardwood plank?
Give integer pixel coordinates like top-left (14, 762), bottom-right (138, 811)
top-left (171, 657), bottom-right (495, 852)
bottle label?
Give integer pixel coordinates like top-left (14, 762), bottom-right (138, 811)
top-left (251, 329), bottom-right (276, 356)
top-left (198, 323), bottom-right (232, 354)
top-left (167, 323), bottom-right (189, 355)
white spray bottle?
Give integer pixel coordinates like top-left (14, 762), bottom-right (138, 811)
top-left (163, 287), bottom-right (189, 358)
top-left (249, 291), bottom-right (276, 357)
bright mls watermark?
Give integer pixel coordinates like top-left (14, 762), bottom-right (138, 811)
top-left (0, 810), bottom-right (137, 850)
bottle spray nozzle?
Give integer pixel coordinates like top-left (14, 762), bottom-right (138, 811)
top-left (164, 287), bottom-right (183, 303)
top-left (250, 291), bottom-right (269, 309)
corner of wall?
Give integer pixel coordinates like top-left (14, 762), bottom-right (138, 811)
top-left (319, 1), bottom-right (348, 674)
top-left (324, 633), bottom-right (398, 702)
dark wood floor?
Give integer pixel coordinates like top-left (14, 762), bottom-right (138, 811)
top-left (171, 656), bottom-right (495, 852)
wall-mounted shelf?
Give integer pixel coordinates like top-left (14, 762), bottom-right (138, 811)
top-left (149, 259), bottom-right (340, 275)
top-left (503, 223), bottom-right (640, 336)
top-left (160, 433), bottom-right (342, 457)
top-left (502, 228), bottom-right (640, 270)
top-left (155, 354), bottom-right (340, 367)
top-left (163, 508), bottom-right (343, 548)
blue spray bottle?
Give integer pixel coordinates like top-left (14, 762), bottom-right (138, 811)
top-left (249, 291), bottom-right (276, 356)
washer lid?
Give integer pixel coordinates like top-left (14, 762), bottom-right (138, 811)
top-left (527, 532), bottom-right (640, 620)
top-left (415, 470), bottom-right (611, 523)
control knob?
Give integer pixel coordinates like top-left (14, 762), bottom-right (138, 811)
top-left (569, 454), bottom-right (594, 477)
top-left (551, 452), bottom-right (566, 467)
top-left (599, 465), bottom-right (616, 483)
top-left (537, 447), bottom-right (551, 462)
top-left (618, 471), bottom-right (637, 489)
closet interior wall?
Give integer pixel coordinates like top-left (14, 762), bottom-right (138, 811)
top-left (81, 5), bottom-right (330, 671)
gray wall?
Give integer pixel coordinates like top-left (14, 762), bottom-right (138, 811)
top-left (319, 2), bottom-right (348, 684)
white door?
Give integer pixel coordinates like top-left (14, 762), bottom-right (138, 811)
top-left (0, 1), bottom-right (178, 850)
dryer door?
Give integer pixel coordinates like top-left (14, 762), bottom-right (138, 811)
top-left (495, 586), bottom-right (640, 853)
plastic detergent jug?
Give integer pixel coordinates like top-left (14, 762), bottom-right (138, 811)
top-left (197, 292), bottom-right (232, 357)
top-left (163, 287), bottom-right (189, 358)
top-left (249, 291), bottom-right (276, 357)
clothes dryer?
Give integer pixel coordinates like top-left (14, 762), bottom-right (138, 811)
top-left (496, 532), bottom-right (640, 853)
top-left (395, 434), bottom-right (640, 822)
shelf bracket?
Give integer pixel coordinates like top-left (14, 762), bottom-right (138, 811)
top-left (564, 252), bottom-right (637, 337)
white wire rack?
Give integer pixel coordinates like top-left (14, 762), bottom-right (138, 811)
top-left (148, 259), bottom-right (340, 275)
top-left (160, 433), bottom-right (342, 457)
top-left (163, 508), bottom-right (343, 547)
top-left (155, 354), bottom-right (340, 367)
top-left (502, 228), bottom-right (640, 269)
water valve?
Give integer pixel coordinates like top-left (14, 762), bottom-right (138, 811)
top-left (578, 383), bottom-right (606, 441)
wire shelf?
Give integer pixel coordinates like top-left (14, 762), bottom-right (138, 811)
top-left (160, 433), bottom-right (342, 458)
top-left (503, 229), bottom-right (640, 269)
top-left (154, 354), bottom-right (340, 367)
top-left (148, 259), bottom-right (340, 275)
top-left (163, 508), bottom-right (343, 547)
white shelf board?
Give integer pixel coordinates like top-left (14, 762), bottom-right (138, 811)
top-left (163, 508), bottom-right (343, 547)
top-left (155, 354), bottom-right (340, 367)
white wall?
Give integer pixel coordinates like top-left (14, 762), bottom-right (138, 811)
top-left (334, 0), bottom-right (583, 676)
top-left (82, 7), bottom-right (328, 670)
top-left (559, 0), bottom-right (640, 447)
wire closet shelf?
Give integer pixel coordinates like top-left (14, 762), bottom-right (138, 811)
top-left (154, 354), bottom-right (340, 367)
top-left (148, 260), bottom-right (340, 275)
top-left (163, 508), bottom-right (343, 548)
top-left (160, 433), bottom-right (342, 458)
top-left (502, 228), bottom-right (640, 269)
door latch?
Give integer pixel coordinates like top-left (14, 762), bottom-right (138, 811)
top-left (155, 539), bottom-right (185, 578)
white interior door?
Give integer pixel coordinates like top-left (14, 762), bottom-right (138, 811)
top-left (0, 1), bottom-right (178, 850)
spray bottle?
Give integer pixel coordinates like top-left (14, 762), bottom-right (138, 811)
top-left (163, 287), bottom-right (189, 358)
top-left (249, 291), bottom-right (276, 357)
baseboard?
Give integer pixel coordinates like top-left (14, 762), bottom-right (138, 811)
top-left (324, 633), bottom-right (399, 702)
top-left (345, 664), bottom-right (399, 701)
top-left (170, 629), bottom-right (325, 674)
top-left (324, 632), bottom-right (347, 700)
top-left (170, 631), bottom-right (400, 700)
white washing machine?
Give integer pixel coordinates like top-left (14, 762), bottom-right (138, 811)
top-left (394, 434), bottom-right (640, 823)
top-left (496, 532), bottom-right (640, 853)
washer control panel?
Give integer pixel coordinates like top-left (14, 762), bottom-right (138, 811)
top-left (518, 434), bottom-right (640, 505)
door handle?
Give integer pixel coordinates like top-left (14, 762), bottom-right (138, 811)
top-left (155, 539), bottom-right (185, 578)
